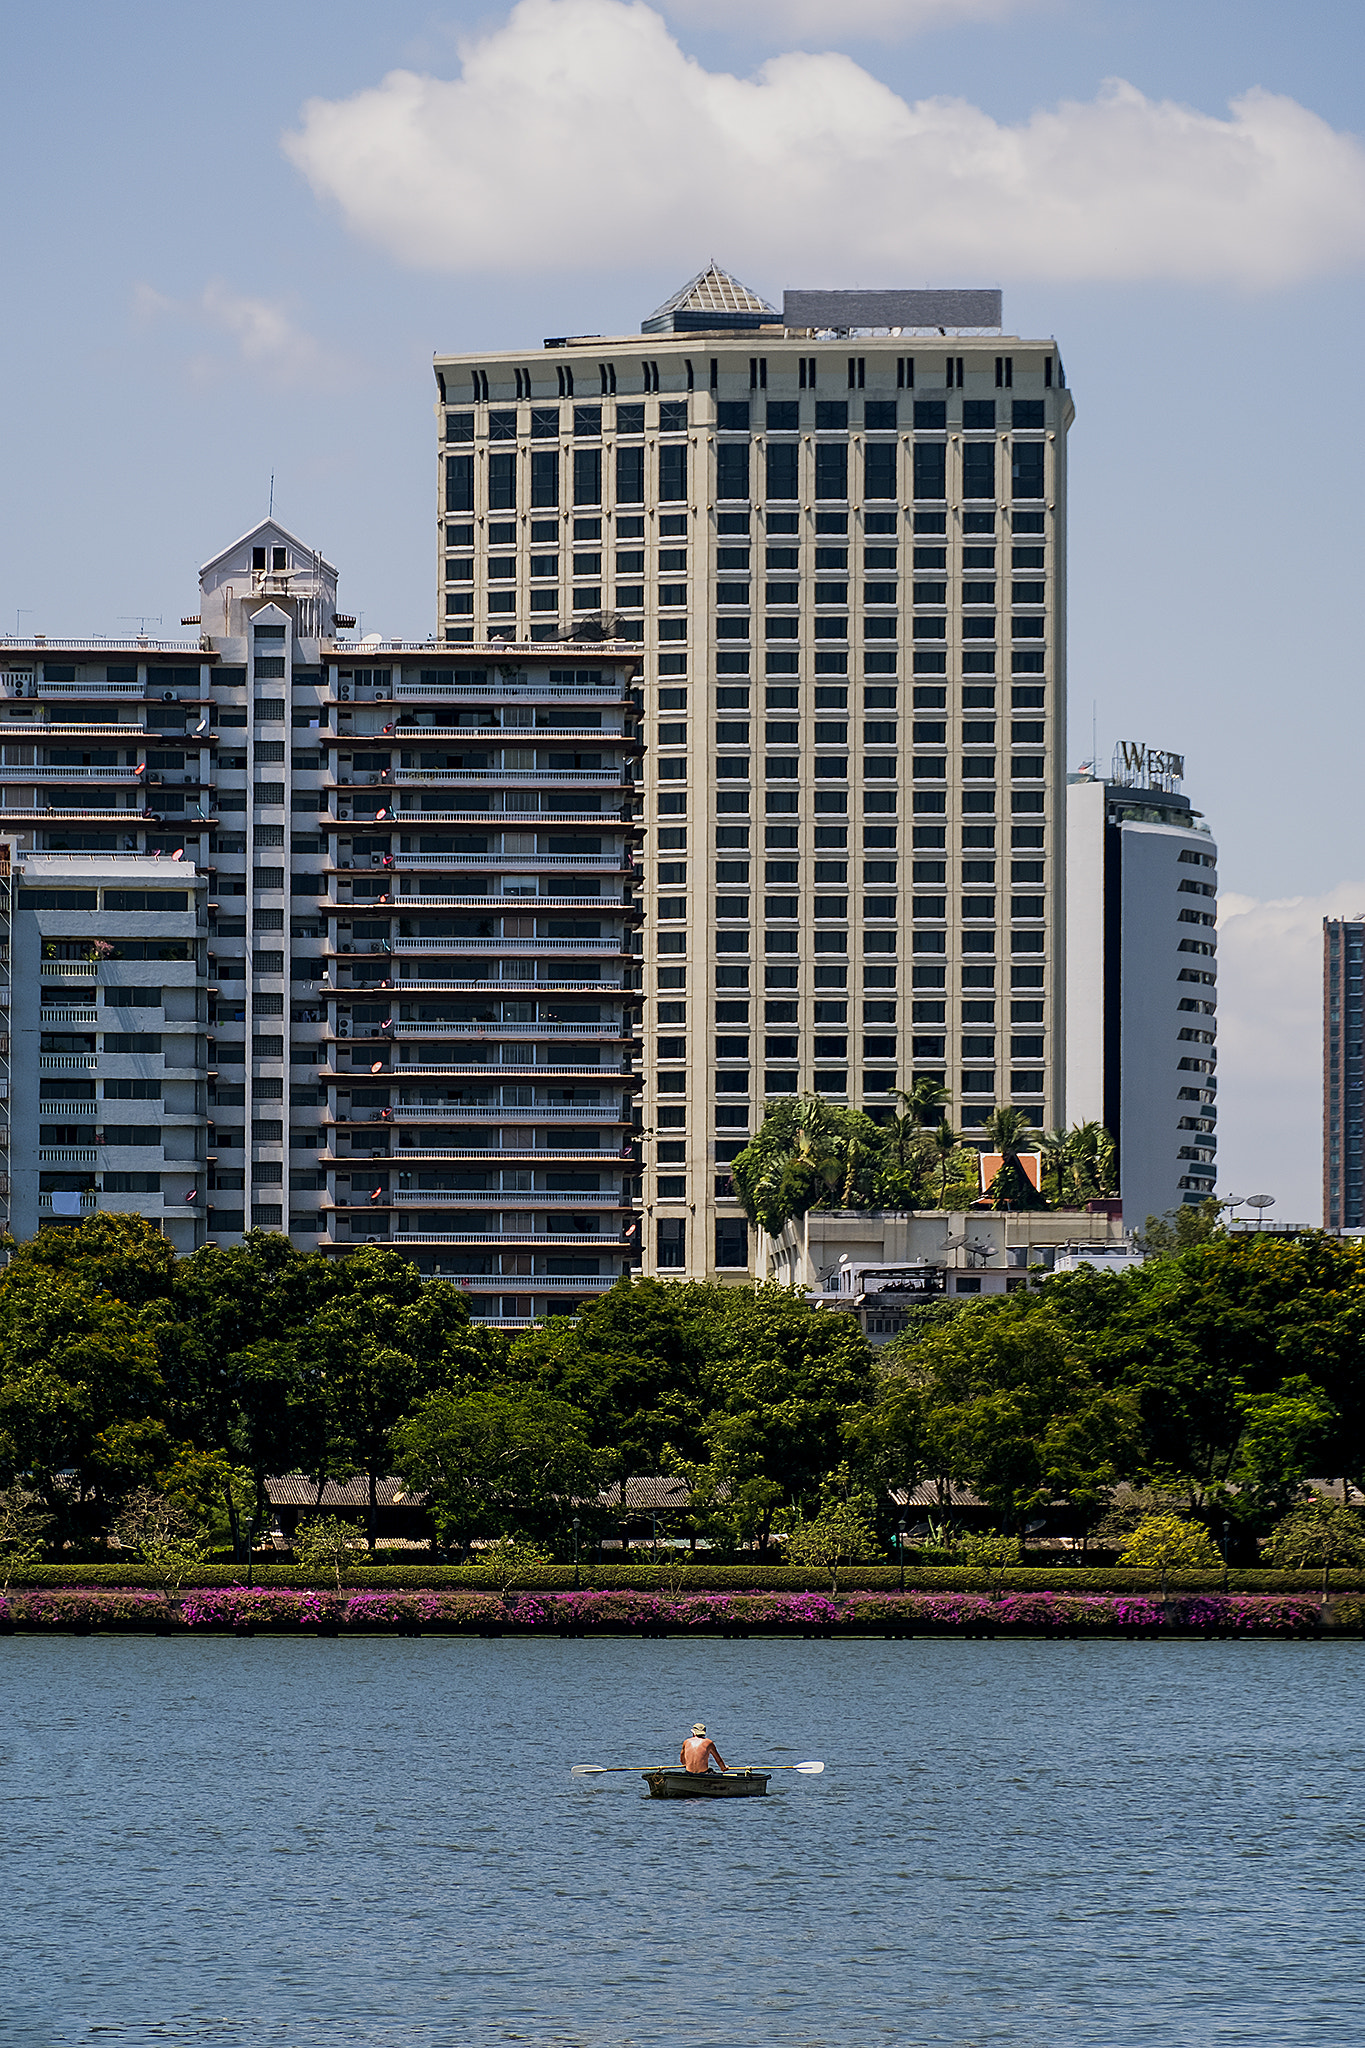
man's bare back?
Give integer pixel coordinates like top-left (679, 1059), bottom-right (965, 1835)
top-left (681, 1723), bottom-right (726, 1774)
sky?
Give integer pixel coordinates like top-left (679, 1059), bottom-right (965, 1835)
top-left (3, 0), bottom-right (1363, 1222)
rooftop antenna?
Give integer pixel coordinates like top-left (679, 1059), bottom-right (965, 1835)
top-left (269, 474), bottom-right (275, 517)
top-left (14, 608), bottom-right (32, 637)
top-left (1092, 699), bottom-right (1097, 775)
top-left (119, 615), bottom-right (163, 634)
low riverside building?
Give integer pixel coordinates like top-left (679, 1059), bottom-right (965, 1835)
top-left (761, 1204), bottom-right (1132, 1341)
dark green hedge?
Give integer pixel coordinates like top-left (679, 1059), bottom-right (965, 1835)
top-left (5, 1563), bottom-right (1351, 1595)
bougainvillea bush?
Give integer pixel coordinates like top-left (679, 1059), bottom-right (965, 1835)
top-left (0, 1586), bottom-right (1327, 1635)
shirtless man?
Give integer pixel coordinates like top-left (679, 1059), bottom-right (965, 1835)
top-left (680, 1722), bottom-right (726, 1774)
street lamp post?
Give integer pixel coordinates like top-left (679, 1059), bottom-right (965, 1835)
top-left (898, 1516), bottom-right (908, 1595)
top-left (572, 1516), bottom-right (581, 1591)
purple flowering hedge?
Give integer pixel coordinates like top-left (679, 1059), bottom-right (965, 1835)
top-left (0, 1586), bottom-right (1336, 1635)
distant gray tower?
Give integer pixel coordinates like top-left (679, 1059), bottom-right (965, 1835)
top-left (1066, 747), bottom-right (1218, 1230)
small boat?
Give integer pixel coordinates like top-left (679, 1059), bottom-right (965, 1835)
top-left (642, 1768), bottom-right (770, 1799)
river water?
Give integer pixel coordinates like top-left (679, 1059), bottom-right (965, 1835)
top-left (3, 1634), bottom-right (1362, 2046)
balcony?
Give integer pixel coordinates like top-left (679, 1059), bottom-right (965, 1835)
top-left (388, 1103), bottom-right (629, 1122)
top-left (38, 1147), bottom-right (98, 1164)
top-left (39, 1052), bottom-right (99, 1071)
top-left (37, 1191), bottom-right (99, 1211)
top-left (391, 1194), bottom-right (629, 1212)
top-left (39, 1007), bottom-right (99, 1025)
top-left (391, 768), bottom-right (630, 787)
top-left (392, 937), bottom-right (629, 955)
top-left (384, 853), bottom-right (631, 872)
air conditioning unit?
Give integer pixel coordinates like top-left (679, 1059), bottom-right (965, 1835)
top-left (340, 859), bottom-right (352, 869)
top-left (339, 685), bottom-right (351, 701)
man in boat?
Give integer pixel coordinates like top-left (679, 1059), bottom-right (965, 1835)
top-left (680, 1722), bottom-right (726, 1775)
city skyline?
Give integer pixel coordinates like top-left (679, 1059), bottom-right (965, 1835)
top-left (4, 0), bottom-right (1363, 1219)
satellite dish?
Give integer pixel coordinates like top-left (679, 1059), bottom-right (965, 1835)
top-left (939, 1233), bottom-right (968, 1250)
top-left (360, 633), bottom-right (384, 649)
top-left (1246, 1194), bottom-right (1275, 1207)
top-left (965, 1238), bottom-right (994, 1256)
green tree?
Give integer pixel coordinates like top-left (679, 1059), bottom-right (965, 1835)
top-left (780, 1466), bottom-right (882, 1593)
top-left (1226, 1374), bottom-right (1335, 1530)
top-left (731, 1098), bottom-right (886, 1242)
top-left (1264, 1498), bottom-right (1365, 1576)
top-left (0, 1264), bottom-right (170, 1551)
top-left (391, 1386), bottom-right (603, 1556)
top-left (1115, 1513), bottom-right (1221, 1570)
top-left (292, 1513), bottom-right (360, 1593)
top-left (113, 1486), bottom-right (211, 1598)
top-left (0, 1485), bottom-right (52, 1591)
top-left (1138, 1198), bottom-right (1224, 1257)
top-left (905, 1301), bottom-right (1136, 1536)
top-left (305, 1249), bottom-right (496, 1546)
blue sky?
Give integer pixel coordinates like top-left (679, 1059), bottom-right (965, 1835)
top-left (2, 0), bottom-right (1362, 1220)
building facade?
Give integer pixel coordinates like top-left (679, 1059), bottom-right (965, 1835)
top-left (0, 527), bottom-right (644, 1314)
top-left (434, 269), bottom-right (1073, 1281)
top-left (1066, 750), bottom-right (1218, 1228)
top-left (1323, 918), bottom-right (1363, 1230)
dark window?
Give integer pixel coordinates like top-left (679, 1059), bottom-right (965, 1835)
top-left (530, 406), bottom-right (560, 438)
top-left (913, 444), bottom-right (946, 500)
top-left (815, 401), bottom-right (848, 431)
top-left (1012, 444), bottom-right (1045, 498)
top-left (616, 445), bottom-right (645, 504)
top-left (963, 400), bottom-right (996, 430)
top-left (1013, 400), bottom-right (1045, 429)
top-left (963, 582), bottom-right (996, 605)
top-left (766, 443), bottom-right (799, 500)
top-left (573, 405), bottom-right (601, 436)
top-left (717, 443), bottom-right (750, 500)
top-left (815, 443), bottom-right (847, 500)
top-left (659, 443), bottom-right (687, 502)
top-left (962, 443), bottom-right (995, 500)
top-left (864, 442), bottom-right (897, 500)
top-left (488, 452), bottom-right (515, 509)
top-left (766, 401), bottom-right (799, 432)
top-left (488, 409), bottom-right (517, 439)
top-left (1013, 581), bottom-right (1046, 604)
top-left (657, 1217), bottom-right (686, 1268)
top-left (445, 455), bottom-right (473, 512)
top-left (530, 449), bottom-right (558, 508)
top-left (659, 400), bottom-right (688, 433)
top-left (864, 400), bottom-right (897, 431)
top-left (715, 1217), bottom-right (749, 1267)
top-left (913, 401), bottom-right (947, 430)
top-left (444, 411), bottom-right (474, 442)
top-left (717, 401), bottom-right (750, 431)
top-left (573, 447), bottom-right (602, 506)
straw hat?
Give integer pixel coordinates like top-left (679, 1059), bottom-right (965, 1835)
top-left (691, 1723), bottom-right (707, 1736)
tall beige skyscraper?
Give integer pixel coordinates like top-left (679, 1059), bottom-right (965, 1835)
top-left (434, 270), bottom-right (1072, 1281)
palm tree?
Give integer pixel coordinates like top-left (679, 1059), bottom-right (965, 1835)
top-left (932, 1117), bottom-right (960, 1205)
top-left (1066, 1120), bottom-right (1106, 1200)
top-left (1038, 1127), bottom-right (1071, 1205)
top-left (895, 1078), bottom-right (950, 1129)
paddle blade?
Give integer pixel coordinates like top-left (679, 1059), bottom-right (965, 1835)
top-left (570, 1764), bottom-right (606, 1775)
top-left (793, 1761), bottom-right (825, 1773)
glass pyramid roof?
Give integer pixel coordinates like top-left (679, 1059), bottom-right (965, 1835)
top-left (647, 264), bottom-right (777, 323)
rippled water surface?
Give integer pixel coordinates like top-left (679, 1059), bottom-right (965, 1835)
top-left (3, 1634), bottom-right (1362, 2046)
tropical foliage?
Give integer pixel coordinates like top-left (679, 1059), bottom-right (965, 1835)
top-left (1, 1214), bottom-right (1364, 1569)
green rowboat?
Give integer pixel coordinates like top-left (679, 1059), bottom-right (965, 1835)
top-left (643, 1768), bottom-right (770, 1799)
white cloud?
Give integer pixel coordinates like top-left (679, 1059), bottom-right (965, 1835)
top-left (661, 0), bottom-right (1038, 36)
top-left (134, 279), bottom-right (347, 387)
top-left (283, 0), bottom-right (1365, 288)
top-left (1215, 885), bottom-right (1354, 1227)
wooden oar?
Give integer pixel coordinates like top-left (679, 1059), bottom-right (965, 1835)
top-left (571, 1760), bottom-right (824, 1776)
